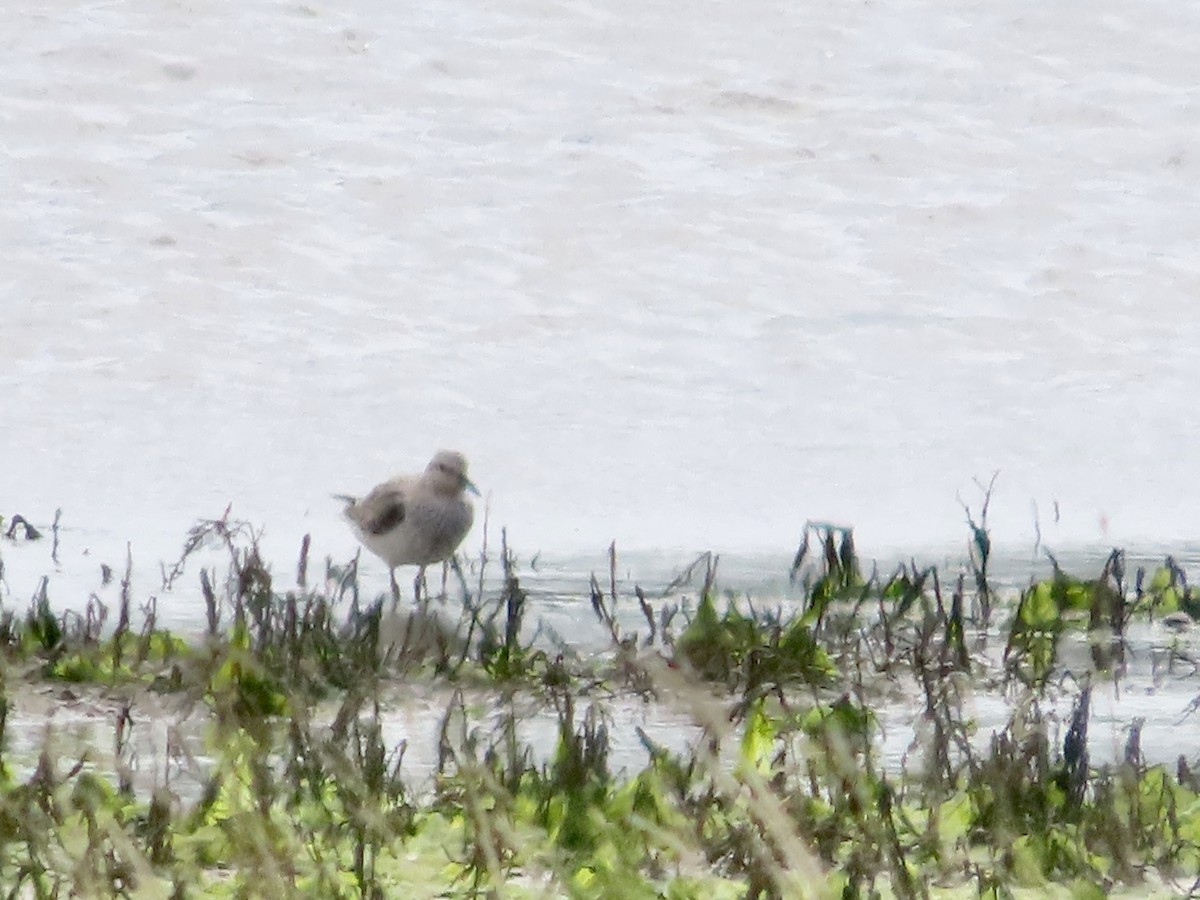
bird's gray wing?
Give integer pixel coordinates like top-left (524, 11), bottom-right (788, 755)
top-left (347, 483), bottom-right (408, 535)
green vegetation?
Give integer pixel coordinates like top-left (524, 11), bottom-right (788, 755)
top-left (0, 510), bottom-right (1197, 898)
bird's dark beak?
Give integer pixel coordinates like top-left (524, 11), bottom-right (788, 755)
top-left (464, 478), bottom-right (480, 497)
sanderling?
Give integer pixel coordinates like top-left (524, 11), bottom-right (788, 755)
top-left (336, 449), bottom-right (478, 598)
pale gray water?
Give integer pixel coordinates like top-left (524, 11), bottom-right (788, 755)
top-left (2, 0), bottom-right (1200, 570)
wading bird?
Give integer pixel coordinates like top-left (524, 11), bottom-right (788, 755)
top-left (336, 450), bottom-right (478, 600)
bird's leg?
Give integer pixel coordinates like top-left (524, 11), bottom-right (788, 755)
top-left (389, 567), bottom-right (401, 607)
top-left (414, 566), bottom-right (427, 609)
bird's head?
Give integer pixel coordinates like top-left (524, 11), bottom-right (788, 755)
top-left (426, 449), bottom-right (479, 497)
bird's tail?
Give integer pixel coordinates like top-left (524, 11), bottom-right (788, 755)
top-left (331, 493), bottom-right (357, 509)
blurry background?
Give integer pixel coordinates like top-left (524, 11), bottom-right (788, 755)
top-left (3, 0), bottom-right (1198, 582)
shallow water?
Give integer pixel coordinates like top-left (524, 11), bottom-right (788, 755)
top-left (3, 529), bottom-right (1200, 787)
top-left (6, 616), bottom-right (1198, 797)
top-left (3, 0), bottom-right (1200, 568)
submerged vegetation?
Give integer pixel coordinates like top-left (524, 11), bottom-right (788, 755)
top-left (0, 505), bottom-right (1199, 898)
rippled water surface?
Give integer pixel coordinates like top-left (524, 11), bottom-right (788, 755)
top-left (3, 0), bottom-right (1200, 599)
